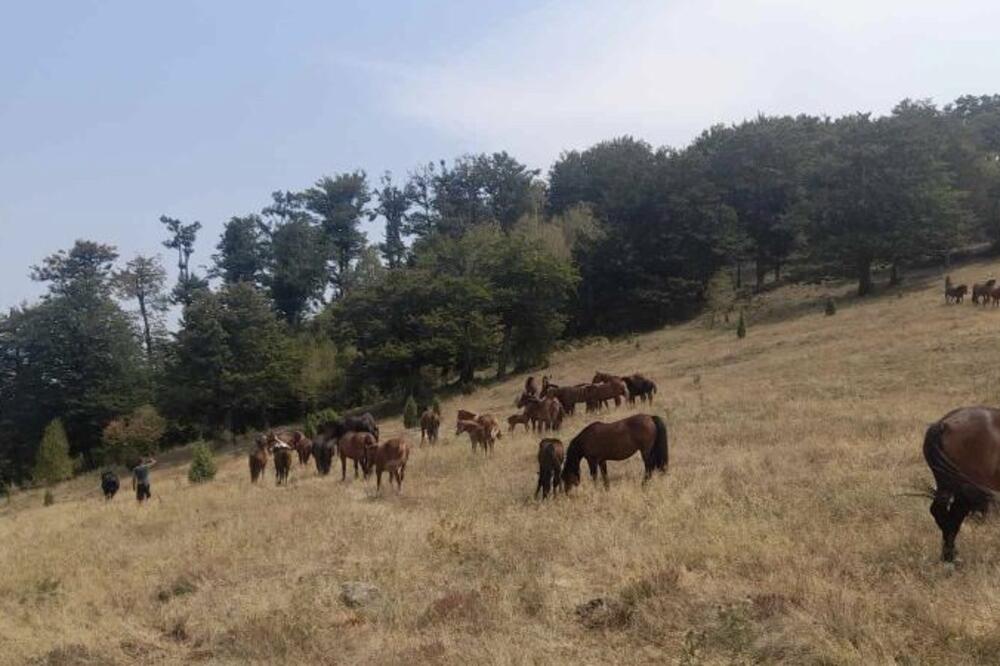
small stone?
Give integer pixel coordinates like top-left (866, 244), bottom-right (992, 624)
top-left (340, 581), bottom-right (380, 608)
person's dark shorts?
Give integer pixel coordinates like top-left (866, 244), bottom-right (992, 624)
top-left (136, 483), bottom-right (151, 502)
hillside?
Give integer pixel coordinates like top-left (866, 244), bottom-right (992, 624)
top-left (5, 263), bottom-right (1000, 665)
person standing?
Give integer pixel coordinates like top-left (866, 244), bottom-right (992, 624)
top-left (132, 457), bottom-right (157, 503)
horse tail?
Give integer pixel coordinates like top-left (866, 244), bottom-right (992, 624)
top-left (650, 415), bottom-right (668, 472)
top-left (923, 420), bottom-right (993, 513)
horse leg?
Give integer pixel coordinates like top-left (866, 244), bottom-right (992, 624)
top-left (341, 455), bottom-right (347, 481)
top-left (586, 458), bottom-right (598, 485)
top-left (599, 461), bottom-right (609, 490)
top-left (942, 494), bottom-right (972, 562)
top-left (376, 470), bottom-right (383, 493)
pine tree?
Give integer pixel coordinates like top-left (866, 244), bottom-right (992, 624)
top-left (403, 395), bottom-right (419, 428)
top-left (188, 443), bottom-right (217, 483)
top-left (33, 419), bottom-right (73, 486)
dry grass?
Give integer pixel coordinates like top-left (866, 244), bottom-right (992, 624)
top-left (6, 263), bottom-right (1000, 664)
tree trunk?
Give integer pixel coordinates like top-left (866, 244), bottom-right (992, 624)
top-left (857, 258), bottom-right (873, 296)
top-left (755, 258), bottom-right (767, 292)
top-left (889, 262), bottom-right (902, 286)
top-left (137, 292), bottom-right (153, 358)
top-left (735, 261), bottom-right (742, 289)
top-left (496, 325), bottom-right (512, 379)
top-left (773, 260), bottom-right (781, 282)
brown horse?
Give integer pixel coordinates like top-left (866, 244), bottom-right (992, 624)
top-left (289, 431), bottom-right (313, 465)
top-left (923, 406), bottom-right (1000, 561)
top-left (592, 371), bottom-right (622, 384)
top-left (249, 435), bottom-right (269, 483)
top-left (524, 375), bottom-right (539, 398)
top-left (476, 414), bottom-right (502, 444)
top-left (584, 379), bottom-right (628, 413)
top-left (457, 419), bottom-right (491, 453)
top-left (536, 438), bottom-right (565, 499)
top-left (944, 284), bottom-right (969, 303)
top-left (312, 438), bottom-right (334, 475)
top-left (456, 409), bottom-right (477, 432)
top-left (972, 278), bottom-right (996, 305)
top-left (338, 431), bottom-right (376, 480)
top-left (364, 437), bottom-right (410, 493)
top-left (420, 409), bottom-right (440, 445)
top-left (508, 412), bottom-right (531, 433)
top-left (544, 384), bottom-right (587, 416)
top-left (562, 414), bottom-right (668, 490)
top-left (273, 446), bottom-right (293, 485)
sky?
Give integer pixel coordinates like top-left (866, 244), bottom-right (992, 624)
top-left (3, 0), bottom-right (1000, 309)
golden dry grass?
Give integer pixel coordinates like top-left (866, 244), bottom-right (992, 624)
top-left (6, 263), bottom-right (1000, 664)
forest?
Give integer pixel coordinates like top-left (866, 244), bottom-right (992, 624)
top-left (2, 95), bottom-right (1000, 485)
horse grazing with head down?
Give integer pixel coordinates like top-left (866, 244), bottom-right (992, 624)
top-left (923, 406), bottom-right (1000, 561)
top-left (562, 414), bottom-right (668, 490)
top-left (312, 438), bottom-right (334, 475)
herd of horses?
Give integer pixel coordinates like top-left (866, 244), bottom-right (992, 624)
top-left (944, 275), bottom-right (1000, 305)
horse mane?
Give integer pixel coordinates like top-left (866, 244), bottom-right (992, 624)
top-left (563, 427), bottom-right (591, 479)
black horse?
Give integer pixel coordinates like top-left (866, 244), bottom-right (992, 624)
top-left (318, 412), bottom-right (379, 442)
top-left (101, 470), bottom-right (120, 500)
top-left (312, 439), bottom-right (335, 475)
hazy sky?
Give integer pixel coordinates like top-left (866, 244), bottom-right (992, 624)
top-left (3, 0), bottom-right (999, 308)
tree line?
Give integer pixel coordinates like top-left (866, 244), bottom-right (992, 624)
top-left (3, 94), bottom-right (999, 485)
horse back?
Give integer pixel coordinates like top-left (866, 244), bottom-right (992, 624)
top-left (938, 406), bottom-right (1000, 491)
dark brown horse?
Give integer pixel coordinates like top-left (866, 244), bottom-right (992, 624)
top-left (562, 414), bottom-right (668, 490)
top-left (524, 375), bottom-right (539, 398)
top-left (249, 435), bottom-right (269, 483)
top-left (945, 282), bottom-right (968, 304)
top-left (536, 438), bottom-right (565, 499)
top-left (972, 278), bottom-right (996, 305)
top-left (623, 374), bottom-right (658, 405)
top-left (273, 446), bottom-right (293, 485)
top-left (584, 379), bottom-right (627, 413)
top-left (544, 384), bottom-right (587, 416)
top-left (339, 431), bottom-right (376, 480)
top-left (364, 437), bottom-right (410, 493)
top-left (923, 406), bottom-right (1000, 561)
top-left (313, 438), bottom-right (334, 475)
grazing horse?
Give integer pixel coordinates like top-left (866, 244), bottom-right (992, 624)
top-left (623, 374), bottom-right (658, 405)
top-left (536, 438), bottom-right (565, 499)
top-left (312, 439), bottom-right (334, 475)
top-left (249, 435), bottom-right (269, 483)
top-left (338, 431), bottom-right (376, 480)
top-left (457, 419), bottom-right (491, 453)
top-left (508, 412), bottom-right (531, 433)
top-left (945, 284), bottom-right (968, 304)
top-left (420, 409), bottom-right (440, 445)
top-left (524, 375), bottom-right (539, 398)
top-left (562, 414), bottom-right (668, 490)
top-left (923, 406), bottom-right (1000, 562)
top-left (101, 471), bottom-right (120, 500)
top-left (972, 278), bottom-right (996, 305)
top-left (364, 437), bottom-right (410, 493)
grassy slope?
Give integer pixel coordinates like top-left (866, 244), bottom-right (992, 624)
top-left (5, 263), bottom-right (1000, 665)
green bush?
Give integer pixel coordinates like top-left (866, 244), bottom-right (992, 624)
top-left (33, 419), bottom-right (73, 486)
top-left (304, 408), bottom-right (340, 438)
top-left (736, 310), bottom-right (746, 339)
top-left (825, 297), bottom-right (837, 316)
top-left (188, 442), bottom-right (217, 484)
top-left (101, 405), bottom-right (167, 465)
top-left (403, 395), bottom-right (419, 428)
top-left (43, 489), bottom-right (55, 506)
